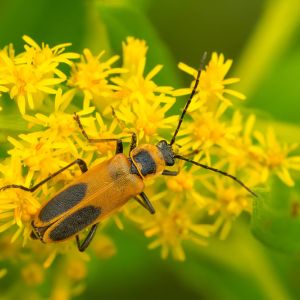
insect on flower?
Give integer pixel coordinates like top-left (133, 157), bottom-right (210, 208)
top-left (0, 53), bottom-right (256, 252)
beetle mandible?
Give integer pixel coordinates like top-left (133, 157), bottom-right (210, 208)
top-left (0, 53), bottom-right (256, 251)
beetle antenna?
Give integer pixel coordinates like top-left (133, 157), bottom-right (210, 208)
top-left (174, 154), bottom-right (257, 197)
top-left (170, 52), bottom-right (207, 146)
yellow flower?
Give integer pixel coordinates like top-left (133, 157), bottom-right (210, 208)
top-left (110, 37), bottom-right (174, 108)
top-left (144, 198), bottom-right (212, 261)
top-left (178, 52), bottom-right (245, 109)
top-left (124, 191), bottom-right (212, 261)
top-left (81, 112), bottom-right (125, 160)
top-left (65, 258), bottom-right (87, 281)
top-left (254, 127), bottom-right (300, 186)
top-left (21, 263), bottom-right (45, 286)
top-left (0, 36), bottom-right (79, 114)
top-left (68, 49), bottom-right (124, 107)
top-left (23, 89), bottom-right (94, 140)
top-left (0, 45), bottom-right (12, 95)
top-left (217, 112), bottom-right (262, 180)
top-left (166, 164), bottom-right (207, 208)
top-left (122, 36), bottom-right (148, 77)
top-left (0, 155), bottom-right (40, 243)
top-left (90, 234), bottom-right (116, 259)
top-left (203, 177), bottom-right (253, 240)
top-left (176, 104), bottom-right (240, 160)
top-left (18, 35), bottom-right (80, 77)
top-left (7, 93), bottom-right (99, 193)
top-left (7, 131), bottom-right (74, 185)
top-left (115, 98), bottom-right (177, 143)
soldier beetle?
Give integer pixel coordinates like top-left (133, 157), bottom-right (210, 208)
top-left (0, 53), bottom-right (256, 251)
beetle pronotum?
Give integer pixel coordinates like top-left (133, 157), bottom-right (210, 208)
top-left (0, 53), bottom-right (256, 251)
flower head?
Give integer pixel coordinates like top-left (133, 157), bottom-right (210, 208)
top-left (0, 155), bottom-right (40, 243)
top-left (122, 36), bottom-right (148, 77)
top-left (254, 127), bottom-right (300, 186)
top-left (115, 98), bottom-right (177, 143)
top-left (126, 192), bottom-right (212, 261)
top-left (68, 49), bottom-right (124, 107)
top-left (176, 103), bottom-right (240, 161)
top-left (204, 177), bottom-right (253, 240)
top-left (178, 52), bottom-right (245, 109)
top-left (0, 35), bottom-right (79, 114)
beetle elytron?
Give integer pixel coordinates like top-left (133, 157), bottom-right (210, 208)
top-left (0, 53), bottom-right (256, 251)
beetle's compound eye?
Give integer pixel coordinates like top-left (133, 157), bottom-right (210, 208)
top-left (156, 140), bottom-right (175, 166)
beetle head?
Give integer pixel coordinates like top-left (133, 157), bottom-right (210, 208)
top-left (156, 140), bottom-right (175, 166)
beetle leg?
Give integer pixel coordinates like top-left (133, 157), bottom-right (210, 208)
top-left (129, 133), bottom-right (137, 152)
top-left (135, 192), bottom-right (155, 214)
top-left (0, 159), bottom-right (88, 193)
top-left (162, 170), bottom-right (179, 176)
top-left (9, 159), bottom-right (87, 191)
top-left (74, 113), bottom-right (124, 154)
top-left (76, 223), bottom-right (99, 252)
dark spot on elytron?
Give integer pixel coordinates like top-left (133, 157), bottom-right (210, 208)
top-left (49, 205), bottom-right (101, 241)
top-left (133, 150), bottom-right (156, 176)
top-left (39, 183), bottom-right (87, 222)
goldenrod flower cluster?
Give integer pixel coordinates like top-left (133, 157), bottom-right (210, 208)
top-left (0, 36), bottom-right (300, 292)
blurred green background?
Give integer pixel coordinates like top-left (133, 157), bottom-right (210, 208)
top-left (1, 0), bottom-right (300, 299)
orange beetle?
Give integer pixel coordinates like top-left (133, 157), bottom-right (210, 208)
top-left (0, 53), bottom-right (256, 251)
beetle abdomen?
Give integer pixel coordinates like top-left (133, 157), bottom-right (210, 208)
top-left (39, 183), bottom-right (88, 223)
top-left (48, 205), bottom-right (101, 241)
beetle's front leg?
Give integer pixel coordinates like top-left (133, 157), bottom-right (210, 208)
top-left (74, 113), bottom-right (124, 154)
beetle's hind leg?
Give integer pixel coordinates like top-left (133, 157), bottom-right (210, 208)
top-left (0, 159), bottom-right (88, 193)
top-left (76, 223), bottom-right (99, 252)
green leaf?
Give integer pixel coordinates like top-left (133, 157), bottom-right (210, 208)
top-left (251, 176), bottom-right (300, 253)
